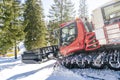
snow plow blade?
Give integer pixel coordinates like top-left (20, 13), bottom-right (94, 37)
top-left (21, 45), bottom-right (59, 64)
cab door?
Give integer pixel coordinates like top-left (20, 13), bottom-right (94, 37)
top-left (60, 21), bottom-right (84, 56)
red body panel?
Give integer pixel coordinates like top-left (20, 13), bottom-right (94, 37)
top-left (85, 32), bottom-right (100, 51)
top-left (60, 18), bottom-right (100, 56)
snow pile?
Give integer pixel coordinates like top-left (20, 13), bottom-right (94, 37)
top-left (47, 67), bottom-right (85, 80)
top-left (18, 42), bottom-right (26, 54)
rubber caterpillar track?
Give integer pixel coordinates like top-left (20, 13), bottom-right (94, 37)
top-left (56, 49), bottom-right (120, 70)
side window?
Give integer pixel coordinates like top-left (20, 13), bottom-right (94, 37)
top-left (61, 22), bottom-right (77, 46)
top-left (82, 18), bottom-right (93, 32)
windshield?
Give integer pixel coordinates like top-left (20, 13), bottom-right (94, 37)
top-left (60, 22), bottom-right (77, 46)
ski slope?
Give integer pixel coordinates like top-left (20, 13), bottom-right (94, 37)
top-left (0, 55), bottom-right (120, 80)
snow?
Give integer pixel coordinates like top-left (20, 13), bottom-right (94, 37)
top-left (0, 47), bottom-right (120, 80)
top-left (1, 56), bottom-right (120, 80)
top-left (0, 56), bottom-right (84, 80)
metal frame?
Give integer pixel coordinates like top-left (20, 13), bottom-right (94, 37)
top-left (103, 22), bottom-right (120, 44)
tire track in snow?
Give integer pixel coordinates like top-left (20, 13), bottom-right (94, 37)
top-left (71, 69), bottom-right (120, 80)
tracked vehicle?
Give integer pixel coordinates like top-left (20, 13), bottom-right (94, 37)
top-left (22, 0), bottom-right (120, 70)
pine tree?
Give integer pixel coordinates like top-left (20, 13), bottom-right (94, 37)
top-left (78, 0), bottom-right (88, 18)
top-left (48, 0), bottom-right (75, 45)
top-left (62, 0), bottom-right (75, 22)
top-left (11, 0), bottom-right (25, 59)
top-left (48, 0), bottom-right (75, 23)
top-left (46, 20), bottom-right (59, 45)
top-left (0, 0), bottom-right (12, 55)
top-left (24, 0), bottom-right (47, 50)
top-left (0, 0), bottom-right (24, 58)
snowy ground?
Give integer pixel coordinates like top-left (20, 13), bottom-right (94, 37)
top-left (0, 43), bottom-right (120, 80)
top-left (0, 55), bottom-right (120, 80)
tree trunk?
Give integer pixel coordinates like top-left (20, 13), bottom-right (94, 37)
top-left (14, 40), bottom-right (17, 59)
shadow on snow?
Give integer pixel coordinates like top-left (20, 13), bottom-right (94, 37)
top-left (0, 56), bottom-right (21, 64)
top-left (6, 63), bottom-right (54, 80)
top-left (0, 63), bottom-right (20, 71)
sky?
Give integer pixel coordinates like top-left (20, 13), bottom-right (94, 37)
top-left (42, 0), bottom-right (111, 20)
